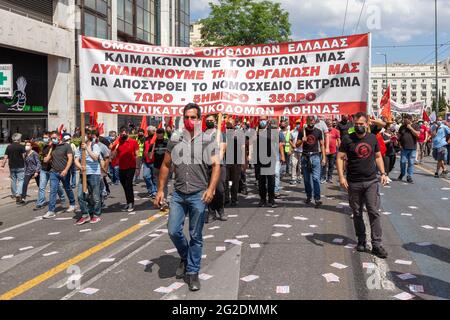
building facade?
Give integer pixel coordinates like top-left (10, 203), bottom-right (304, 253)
top-left (0, 0), bottom-right (190, 142)
top-left (189, 21), bottom-right (202, 47)
top-left (370, 58), bottom-right (450, 113)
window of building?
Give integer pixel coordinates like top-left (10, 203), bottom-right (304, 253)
top-left (117, 0), bottom-right (157, 44)
top-left (83, 0), bottom-right (110, 39)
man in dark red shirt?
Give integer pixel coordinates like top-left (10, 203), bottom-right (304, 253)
top-left (111, 127), bottom-right (139, 212)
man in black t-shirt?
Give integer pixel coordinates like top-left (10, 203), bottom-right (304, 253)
top-left (297, 116), bottom-right (326, 208)
top-left (337, 115), bottom-right (353, 138)
top-left (337, 112), bottom-right (389, 259)
top-left (1, 133), bottom-right (25, 202)
top-left (397, 114), bottom-right (420, 183)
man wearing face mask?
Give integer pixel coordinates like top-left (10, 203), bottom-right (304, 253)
top-left (397, 114), bottom-right (420, 183)
top-left (336, 112), bottom-right (389, 259)
top-left (297, 116), bottom-right (326, 208)
top-left (337, 115), bottom-right (352, 138)
top-left (42, 131), bottom-right (76, 219)
top-left (111, 127), bottom-right (139, 212)
top-left (154, 103), bottom-right (220, 291)
top-left (74, 129), bottom-right (102, 225)
top-left (431, 117), bottom-right (450, 178)
top-left (143, 126), bottom-right (157, 199)
top-left (35, 132), bottom-right (65, 209)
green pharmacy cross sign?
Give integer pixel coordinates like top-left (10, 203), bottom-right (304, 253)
top-left (0, 72), bottom-right (7, 85)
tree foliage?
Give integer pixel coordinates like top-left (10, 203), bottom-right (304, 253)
top-left (199, 0), bottom-right (291, 47)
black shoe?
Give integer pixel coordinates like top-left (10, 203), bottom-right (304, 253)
top-left (304, 198), bottom-right (312, 204)
top-left (258, 200), bottom-right (267, 207)
top-left (406, 176), bottom-right (414, 184)
top-left (205, 212), bottom-right (210, 224)
top-left (397, 174), bottom-right (404, 181)
top-left (270, 201), bottom-right (277, 208)
top-left (314, 200), bottom-right (322, 208)
top-left (435, 172), bottom-right (439, 178)
top-left (372, 245), bottom-right (388, 259)
top-left (175, 260), bottom-right (186, 279)
top-left (356, 241), bottom-right (368, 252)
top-left (187, 273), bottom-right (201, 291)
top-left (217, 214), bottom-right (228, 221)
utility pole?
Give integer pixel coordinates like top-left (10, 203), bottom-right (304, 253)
top-left (435, 0), bottom-right (439, 115)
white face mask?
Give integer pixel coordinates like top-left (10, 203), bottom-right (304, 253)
top-left (25, 146), bottom-right (32, 151)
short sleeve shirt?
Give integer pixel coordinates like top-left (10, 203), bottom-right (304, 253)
top-left (75, 144), bottom-right (101, 175)
top-left (50, 143), bottom-right (73, 173)
top-left (117, 138), bottom-right (139, 170)
top-left (5, 143), bottom-right (25, 169)
top-left (398, 124), bottom-right (420, 150)
top-left (299, 128), bottom-right (323, 153)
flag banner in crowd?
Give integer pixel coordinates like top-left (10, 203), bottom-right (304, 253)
top-left (390, 100), bottom-right (424, 115)
top-left (79, 34), bottom-right (370, 117)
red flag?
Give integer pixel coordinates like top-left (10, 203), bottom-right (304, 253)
top-left (89, 112), bottom-right (99, 128)
top-left (422, 110), bottom-right (430, 122)
top-left (380, 86), bottom-right (392, 121)
top-left (140, 116), bottom-right (148, 136)
top-left (97, 123), bottom-right (104, 135)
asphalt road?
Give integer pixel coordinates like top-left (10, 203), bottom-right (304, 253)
top-left (0, 157), bottom-right (448, 300)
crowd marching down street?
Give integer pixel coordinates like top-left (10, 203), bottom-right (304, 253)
top-left (1, 103), bottom-right (450, 292)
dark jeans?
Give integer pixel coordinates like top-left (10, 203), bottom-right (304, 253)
top-left (119, 168), bottom-right (136, 205)
top-left (348, 179), bottom-right (382, 247)
top-left (256, 165), bottom-right (275, 203)
top-left (78, 174), bottom-right (101, 217)
top-left (210, 166), bottom-right (226, 212)
top-left (168, 190), bottom-right (206, 274)
top-left (49, 171), bottom-right (76, 212)
top-left (21, 174), bottom-right (39, 199)
top-left (321, 153), bottom-right (337, 181)
top-left (225, 164), bottom-right (241, 203)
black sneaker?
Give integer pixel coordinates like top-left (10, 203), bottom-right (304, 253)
top-left (314, 200), bottom-right (322, 208)
top-left (175, 259), bottom-right (186, 279)
top-left (356, 241), bottom-right (368, 252)
top-left (406, 176), bottom-right (414, 184)
top-left (397, 174), bottom-right (404, 181)
top-left (258, 200), bottom-right (267, 207)
top-left (435, 172), bottom-right (439, 178)
top-left (304, 198), bottom-right (312, 204)
top-left (187, 273), bottom-right (201, 291)
top-left (372, 245), bottom-right (388, 259)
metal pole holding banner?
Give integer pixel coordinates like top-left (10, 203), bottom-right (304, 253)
top-left (80, 112), bottom-right (88, 194)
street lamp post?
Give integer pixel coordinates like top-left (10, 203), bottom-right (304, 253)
top-left (435, 0), bottom-right (439, 116)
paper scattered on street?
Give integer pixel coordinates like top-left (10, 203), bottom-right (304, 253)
top-left (276, 286), bottom-right (290, 293)
top-left (322, 273), bottom-right (340, 282)
top-left (267, 210), bottom-right (274, 213)
top-left (393, 292), bottom-right (415, 300)
top-left (165, 248), bottom-right (177, 254)
top-left (408, 206), bottom-right (418, 209)
top-left (309, 225), bottom-right (318, 228)
top-left (167, 282), bottom-right (185, 290)
top-left (273, 224), bottom-right (292, 228)
top-left (19, 246), bottom-right (34, 251)
top-left (437, 227), bottom-right (450, 231)
top-left (344, 244), bottom-right (356, 249)
top-left (332, 238), bottom-right (344, 244)
top-left (0, 237), bottom-right (14, 240)
top-left (208, 226), bottom-right (220, 230)
top-left (330, 262), bottom-right (348, 269)
top-left (79, 288), bottom-right (99, 295)
top-left (48, 232), bottom-right (61, 235)
top-left (401, 213), bottom-right (413, 216)
top-left (1, 255), bottom-right (13, 260)
top-left (395, 259), bottom-right (413, 265)
top-left (156, 229), bottom-right (168, 233)
top-left (216, 246), bottom-right (226, 251)
top-left (148, 233), bottom-right (161, 237)
top-left (381, 212), bottom-right (392, 215)
top-left (397, 273), bottom-right (417, 280)
top-left (54, 217), bottom-right (72, 221)
top-left (42, 251), bottom-right (58, 257)
top-left (421, 225), bottom-right (434, 229)
top-left (99, 258), bottom-right (116, 263)
top-left (250, 243), bottom-right (261, 248)
top-left (271, 232), bottom-right (283, 237)
top-left (416, 242), bottom-right (432, 246)
top-left (203, 235), bottom-right (214, 239)
top-left (235, 235), bottom-right (249, 239)
top-left (120, 218), bottom-right (128, 222)
top-left (199, 273), bottom-right (213, 280)
top-left (201, 255), bottom-right (207, 259)
top-left (154, 286), bottom-right (173, 294)
top-left (138, 260), bottom-right (153, 266)
top-left (227, 215), bottom-right (238, 218)
top-left (301, 233), bottom-right (313, 236)
top-left (441, 198), bottom-right (449, 200)
top-left (408, 284), bottom-right (424, 293)
top-left (294, 216), bottom-right (308, 221)
top-left (79, 229), bottom-right (91, 233)
top-left (240, 275), bottom-right (259, 282)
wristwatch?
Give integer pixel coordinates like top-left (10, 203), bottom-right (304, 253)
top-left (380, 172), bottom-right (387, 176)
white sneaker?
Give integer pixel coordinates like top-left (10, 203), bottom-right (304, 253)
top-left (66, 205), bottom-right (76, 213)
top-left (43, 211), bottom-right (56, 219)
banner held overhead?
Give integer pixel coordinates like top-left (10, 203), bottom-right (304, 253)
top-left (79, 34), bottom-right (370, 117)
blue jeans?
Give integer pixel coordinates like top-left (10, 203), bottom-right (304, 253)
top-left (275, 159), bottom-right (281, 193)
top-left (78, 174), bottom-right (101, 217)
top-left (168, 190), bottom-right (206, 274)
top-left (109, 164), bottom-right (120, 184)
top-left (302, 154), bottom-right (321, 201)
top-left (49, 171), bottom-right (75, 212)
top-left (10, 168), bottom-right (25, 197)
top-left (37, 170), bottom-right (65, 206)
top-left (69, 164), bottom-right (77, 188)
top-left (143, 162), bottom-right (157, 196)
top-left (400, 149), bottom-right (416, 177)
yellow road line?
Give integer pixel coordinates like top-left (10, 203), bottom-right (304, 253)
top-left (416, 164), bottom-right (450, 184)
top-left (0, 210), bottom-right (168, 300)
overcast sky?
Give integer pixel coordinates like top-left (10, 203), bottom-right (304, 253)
top-left (190, 0), bottom-right (450, 65)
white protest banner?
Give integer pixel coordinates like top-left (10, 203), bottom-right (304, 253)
top-left (390, 100), bottom-right (424, 115)
top-left (79, 34), bottom-right (370, 117)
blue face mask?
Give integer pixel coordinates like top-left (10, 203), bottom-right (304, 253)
top-left (259, 120), bottom-right (267, 128)
top-left (52, 138), bottom-right (59, 144)
top-left (43, 137), bottom-right (49, 144)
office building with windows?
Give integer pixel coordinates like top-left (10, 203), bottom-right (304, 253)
top-left (370, 58), bottom-right (450, 113)
top-left (0, 0), bottom-right (190, 142)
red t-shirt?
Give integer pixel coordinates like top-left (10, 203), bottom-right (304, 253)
top-left (116, 138), bottom-right (138, 170)
top-left (418, 125), bottom-right (427, 143)
top-left (328, 128), bottom-right (340, 154)
top-left (143, 138), bottom-right (155, 164)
